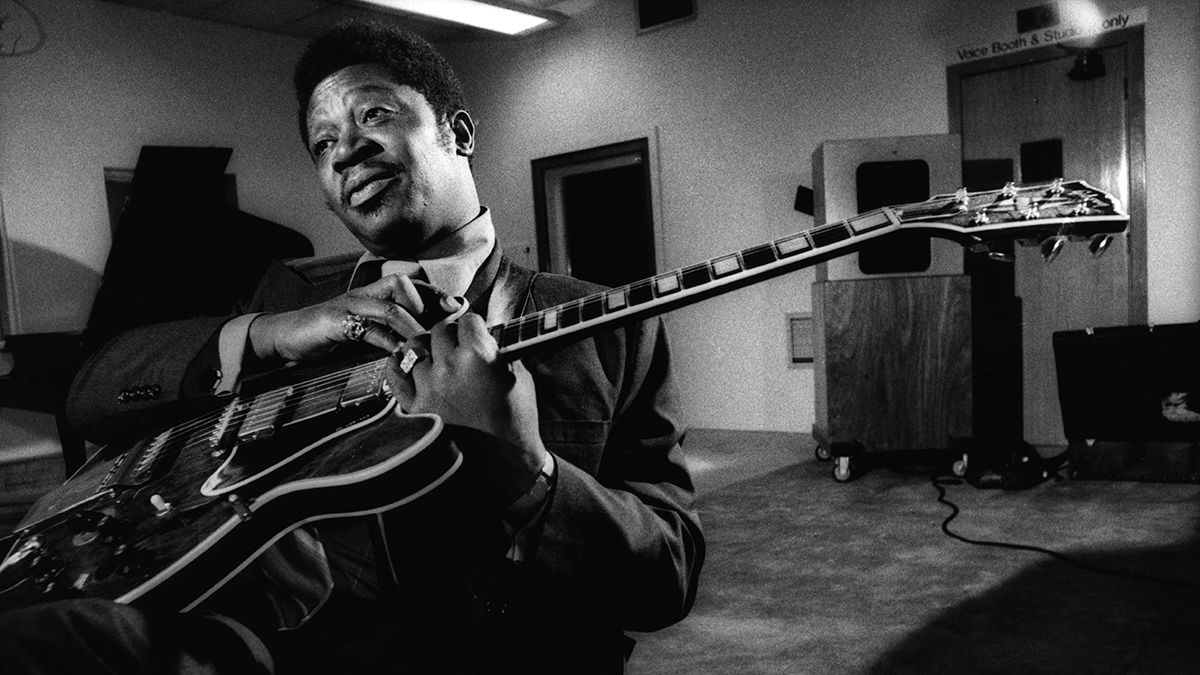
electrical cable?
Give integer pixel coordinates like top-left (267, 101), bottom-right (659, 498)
top-left (930, 475), bottom-right (1200, 591)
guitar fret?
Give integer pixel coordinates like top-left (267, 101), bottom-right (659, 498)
top-left (580, 295), bottom-right (604, 320)
top-left (654, 272), bottom-right (681, 296)
top-left (681, 263), bottom-right (711, 288)
top-left (560, 302), bottom-right (581, 327)
top-left (810, 223), bottom-right (853, 248)
top-left (847, 211), bottom-right (891, 233)
top-left (775, 233), bottom-right (811, 257)
top-left (628, 281), bottom-right (654, 306)
top-left (711, 254), bottom-right (741, 277)
top-left (518, 314), bottom-right (540, 341)
top-left (501, 321), bottom-right (521, 346)
top-left (741, 243), bottom-right (777, 269)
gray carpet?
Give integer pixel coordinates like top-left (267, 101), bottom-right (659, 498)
top-left (629, 454), bottom-right (1200, 674)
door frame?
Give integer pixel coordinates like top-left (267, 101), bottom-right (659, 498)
top-left (530, 137), bottom-right (657, 276)
top-left (946, 26), bottom-right (1147, 323)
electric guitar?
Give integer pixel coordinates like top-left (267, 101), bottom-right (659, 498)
top-left (0, 179), bottom-right (1128, 612)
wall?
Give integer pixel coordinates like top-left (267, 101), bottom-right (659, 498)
top-left (0, 0), bottom-right (356, 337)
top-left (442, 0), bottom-right (1200, 432)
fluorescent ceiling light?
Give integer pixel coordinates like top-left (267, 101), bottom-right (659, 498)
top-left (360, 0), bottom-right (554, 36)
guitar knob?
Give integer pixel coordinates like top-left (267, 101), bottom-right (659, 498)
top-left (1039, 235), bottom-right (1066, 262)
top-left (150, 494), bottom-right (174, 518)
top-left (1089, 234), bottom-right (1114, 258)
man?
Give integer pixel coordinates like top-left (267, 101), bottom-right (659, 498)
top-left (0, 21), bottom-right (703, 674)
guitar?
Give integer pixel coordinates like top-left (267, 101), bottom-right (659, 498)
top-left (0, 179), bottom-right (1128, 612)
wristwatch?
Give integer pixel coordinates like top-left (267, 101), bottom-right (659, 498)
top-left (506, 454), bottom-right (555, 525)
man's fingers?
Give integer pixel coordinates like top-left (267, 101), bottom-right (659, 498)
top-left (343, 296), bottom-right (424, 339)
top-left (455, 313), bottom-right (496, 356)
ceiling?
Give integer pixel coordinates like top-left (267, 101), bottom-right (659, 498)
top-left (97, 0), bottom-right (570, 43)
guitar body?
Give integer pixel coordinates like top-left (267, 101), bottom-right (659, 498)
top-left (0, 394), bottom-right (459, 613)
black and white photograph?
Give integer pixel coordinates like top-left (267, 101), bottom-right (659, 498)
top-left (0, 0), bottom-right (1197, 672)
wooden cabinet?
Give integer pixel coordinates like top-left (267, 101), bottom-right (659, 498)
top-left (813, 275), bottom-right (972, 455)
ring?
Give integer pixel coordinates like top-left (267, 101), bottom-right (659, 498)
top-left (341, 313), bottom-right (368, 342)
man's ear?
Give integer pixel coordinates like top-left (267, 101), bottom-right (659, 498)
top-left (449, 110), bottom-right (475, 157)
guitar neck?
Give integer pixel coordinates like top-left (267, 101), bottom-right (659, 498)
top-left (489, 208), bottom-right (900, 361)
top-left (488, 179), bottom-right (1128, 361)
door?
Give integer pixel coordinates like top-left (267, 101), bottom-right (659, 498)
top-left (531, 139), bottom-right (657, 287)
top-left (949, 29), bottom-right (1147, 448)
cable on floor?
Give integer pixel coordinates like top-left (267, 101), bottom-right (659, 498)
top-left (930, 475), bottom-right (1200, 591)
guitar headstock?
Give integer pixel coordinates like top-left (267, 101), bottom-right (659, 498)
top-left (897, 179), bottom-right (1129, 261)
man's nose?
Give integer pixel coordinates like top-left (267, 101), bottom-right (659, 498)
top-left (332, 129), bottom-right (377, 173)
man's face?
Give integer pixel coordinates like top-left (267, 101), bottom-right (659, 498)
top-left (305, 63), bottom-right (474, 257)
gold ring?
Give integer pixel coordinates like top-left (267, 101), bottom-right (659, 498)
top-left (342, 313), bottom-right (368, 341)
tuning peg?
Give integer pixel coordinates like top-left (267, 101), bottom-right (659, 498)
top-left (1040, 235), bottom-right (1067, 262)
top-left (1088, 234), bottom-right (1114, 258)
top-left (954, 187), bottom-right (970, 212)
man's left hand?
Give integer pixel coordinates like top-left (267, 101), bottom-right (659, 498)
top-left (385, 313), bottom-right (549, 508)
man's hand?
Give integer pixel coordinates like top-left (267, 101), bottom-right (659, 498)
top-left (248, 274), bottom-right (460, 363)
top-left (386, 313), bottom-right (550, 508)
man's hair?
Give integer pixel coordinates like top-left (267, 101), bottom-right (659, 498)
top-left (293, 21), bottom-right (468, 149)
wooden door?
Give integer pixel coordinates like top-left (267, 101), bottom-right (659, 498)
top-left (949, 29), bottom-right (1147, 448)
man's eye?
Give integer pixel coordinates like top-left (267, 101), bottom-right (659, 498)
top-left (362, 107), bottom-right (389, 123)
top-left (312, 139), bottom-right (334, 156)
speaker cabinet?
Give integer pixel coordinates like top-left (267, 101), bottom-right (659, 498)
top-left (813, 275), bottom-right (973, 455)
top-left (811, 135), bottom-right (972, 467)
top-left (813, 134), bottom-right (962, 281)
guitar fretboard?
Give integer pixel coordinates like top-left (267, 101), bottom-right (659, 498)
top-left (486, 179), bottom-right (1127, 361)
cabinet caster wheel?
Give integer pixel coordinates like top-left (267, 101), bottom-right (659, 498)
top-left (815, 444), bottom-right (832, 461)
top-left (833, 456), bottom-right (854, 482)
top-left (952, 455), bottom-right (968, 477)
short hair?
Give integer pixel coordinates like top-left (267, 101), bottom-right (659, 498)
top-left (293, 21), bottom-right (468, 149)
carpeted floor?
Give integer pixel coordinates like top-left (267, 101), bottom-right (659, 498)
top-left (630, 432), bottom-right (1200, 674)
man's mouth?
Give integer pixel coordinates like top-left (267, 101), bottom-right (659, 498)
top-left (346, 172), bottom-right (398, 208)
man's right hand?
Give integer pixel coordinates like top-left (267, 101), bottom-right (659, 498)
top-left (247, 274), bottom-right (461, 364)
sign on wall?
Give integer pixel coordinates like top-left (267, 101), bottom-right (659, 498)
top-left (951, 6), bottom-right (1147, 63)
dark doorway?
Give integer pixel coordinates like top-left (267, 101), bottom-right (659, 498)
top-left (532, 138), bottom-right (657, 287)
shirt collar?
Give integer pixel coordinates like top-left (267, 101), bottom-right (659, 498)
top-left (351, 207), bottom-right (496, 297)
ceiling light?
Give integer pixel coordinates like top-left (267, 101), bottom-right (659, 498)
top-left (359, 0), bottom-right (557, 36)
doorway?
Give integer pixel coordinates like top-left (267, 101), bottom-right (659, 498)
top-left (531, 138), bottom-right (657, 287)
top-left (947, 28), bottom-right (1147, 448)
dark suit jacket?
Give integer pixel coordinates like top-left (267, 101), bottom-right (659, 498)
top-left (67, 254), bottom-right (704, 673)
